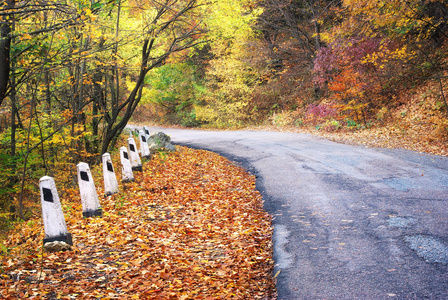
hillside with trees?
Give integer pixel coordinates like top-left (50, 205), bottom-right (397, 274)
top-left (133, 1), bottom-right (447, 152)
top-left (134, 0), bottom-right (447, 133)
top-left (0, 1), bottom-right (447, 226)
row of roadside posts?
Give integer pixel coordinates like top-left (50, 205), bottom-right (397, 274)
top-left (40, 126), bottom-right (152, 252)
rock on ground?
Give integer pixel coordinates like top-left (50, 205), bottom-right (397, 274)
top-left (148, 132), bottom-right (176, 152)
top-left (44, 241), bottom-right (72, 252)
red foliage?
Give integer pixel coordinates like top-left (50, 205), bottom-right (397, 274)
top-left (313, 36), bottom-right (400, 107)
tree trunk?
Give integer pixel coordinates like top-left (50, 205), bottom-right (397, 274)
top-left (0, 0), bottom-right (15, 107)
top-left (112, 0), bottom-right (121, 124)
top-left (9, 47), bottom-right (17, 219)
top-left (91, 37), bottom-right (106, 155)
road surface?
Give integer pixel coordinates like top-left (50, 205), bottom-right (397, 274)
top-left (139, 126), bottom-right (448, 299)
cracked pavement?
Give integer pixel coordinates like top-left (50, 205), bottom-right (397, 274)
top-left (138, 127), bottom-right (448, 299)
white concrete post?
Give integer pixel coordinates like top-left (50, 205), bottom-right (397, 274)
top-left (139, 129), bottom-right (151, 158)
top-left (120, 146), bottom-right (134, 182)
top-left (128, 137), bottom-right (142, 171)
top-left (102, 153), bottom-right (119, 196)
top-left (143, 126), bottom-right (150, 139)
top-left (40, 176), bottom-right (72, 246)
top-left (77, 162), bottom-right (103, 218)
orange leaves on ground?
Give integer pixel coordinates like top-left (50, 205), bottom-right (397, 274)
top-left (1, 147), bottom-right (276, 299)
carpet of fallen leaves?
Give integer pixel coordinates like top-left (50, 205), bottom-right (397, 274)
top-left (1, 146), bottom-right (276, 299)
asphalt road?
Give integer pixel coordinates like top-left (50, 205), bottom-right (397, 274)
top-left (140, 126), bottom-right (448, 299)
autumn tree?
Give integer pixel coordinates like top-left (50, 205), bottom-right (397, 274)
top-left (251, 0), bottom-right (339, 112)
top-left (0, 0), bottom-right (207, 220)
top-left (0, 1), bottom-right (89, 219)
top-left (136, 0), bottom-right (264, 128)
top-left (258, 0), bottom-right (337, 65)
top-left (100, 0), bottom-right (206, 153)
top-left (187, 0), bottom-right (264, 128)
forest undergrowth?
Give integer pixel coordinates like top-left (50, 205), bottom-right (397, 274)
top-left (253, 79), bottom-right (448, 157)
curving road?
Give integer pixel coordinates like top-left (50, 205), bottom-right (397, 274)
top-left (142, 126), bottom-right (448, 299)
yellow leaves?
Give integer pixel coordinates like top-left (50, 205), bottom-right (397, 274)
top-left (195, 0), bottom-right (262, 128)
top-left (204, 0), bottom-right (261, 41)
top-left (319, 32), bottom-right (332, 44)
top-left (80, 8), bottom-right (97, 23)
top-left (328, 0), bottom-right (436, 49)
top-left (362, 44), bottom-right (415, 68)
top-left (20, 33), bottom-right (32, 41)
